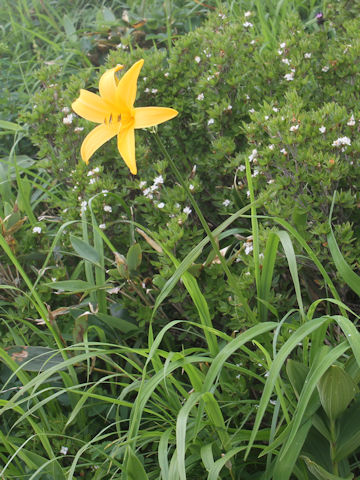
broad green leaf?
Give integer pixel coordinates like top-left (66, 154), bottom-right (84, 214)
top-left (126, 447), bottom-right (149, 480)
top-left (9, 447), bottom-right (65, 479)
top-left (95, 311), bottom-right (137, 333)
top-left (70, 235), bottom-right (101, 265)
top-left (203, 392), bottom-right (231, 450)
top-left (103, 6), bottom-right (116, 22)
top-left (127, 243), bottom-right (142, 272)
top-left (335, 398), bottom-right (360, 461)
top-left (272, 418), bottom-right (312, 480)
top-left (0, 120), bottom-right (23, 132)
top-left (4, 346), bottom-right (64, 372)
top-left (317, 366), bottom-right (356, 421)
top-left (46, 279), bottom-right (97, 292)
top-left (286, 360), bottom-right (320, 415)
top-left (259, 232), bottom-right (279, 321)
top-left (301, 456), bottom-right (353, 480)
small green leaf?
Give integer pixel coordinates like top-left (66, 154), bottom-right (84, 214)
top-left (63, 14), bottom-right (77, 40)
top-left (302, 455), bottom-right (353, 480)
top-left (317, 365), bottom-right (356, 420)
top-left (127, 243), bottom-right (142, 272)
top-left (70, 235), bottom-right (101, 265)
top-left (126, 447), bottom-right (149, 480)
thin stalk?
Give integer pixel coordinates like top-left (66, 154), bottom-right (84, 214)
top-left (330, 419), bottom-right (339, 475)
top-left (153, 133), bottom-right (255, 323)
top-left (245, 156), bottom-right (261, 316)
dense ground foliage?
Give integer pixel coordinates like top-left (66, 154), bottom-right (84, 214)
top-left (1, 1), bottom-right (360, 479)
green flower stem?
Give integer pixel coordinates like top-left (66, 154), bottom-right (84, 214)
top-left (154, 133), bottom-right (256, 323)
top-left (245, 156), bottom-right (261, 317)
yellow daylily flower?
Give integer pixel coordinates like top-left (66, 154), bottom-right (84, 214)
top-left (72, 59), bottom-right (178, 175)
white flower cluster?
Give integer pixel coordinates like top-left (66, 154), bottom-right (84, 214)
top-left (63, 113), bottom-right (74, 125)
top-left (332, 137), bottom-right (351, 147)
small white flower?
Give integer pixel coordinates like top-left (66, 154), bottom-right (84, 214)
top-left (189, 184), bottom-right (195, 191)
top-left (280, 42), bottom-right (286, 49)
top-left (268, 179), bottom-right (275, 184)
top-left (322, 65), bottom-right (329, 72)
top-left (207, 118), bottom-right (215, 125)
top-left (153, 175), bottom-right (164, 185)
top-left (99, 223), bottom-right (106, 230)
top-left (319, 125), bottom-right (326, 133)
top-left (238, 165), bottom-right (246, 172)
top-left (290, 124), bottom-right (299, 132)
top-left (157, 202), bottom-right (165, 209)
top-left (248, 108), bottom-right (255, 114)
top-left (304, 52), bottom-right (312, 58)
top-left (246, 190), bottom-right (250, 198)
top-left (244, 242), bottom-right (253, 255)
top-left (63, 113), bottom-right (74, 125)
top-left (150, 184), bottom-right (159, 192)
top-left (332, 136), bottom-right (351, 147)
top-left (74, 126), bottom-right (84, 133)
top-left (195, 56), bottom-right (201, 63)
top-left (89, 178), bottom-right (97, 185)
top-left (139, 181), bottom-right (147, 189)
top-left (164, 72), bottom-right (169, 77)
top-left (226, 105), bottom-right (232, 111)
top-left (278, 49), bottom-right (283, 55)
top-left (175, 203), bottom-right (181, 209)
top-left (143, 188), bottom-right (151, 196)
top-left (151, 88), bottom-right (158, 94)
top-left (60, 446), bottom-right (68, 455)
top-left (284, 72), bottom-right (294, 81)
top-left (245, 271), bottom-right (251, 276)
top-left (282, 58), bottom-right (290, 65)
top-left (87, 169), bottom-right (94, 176)
top-left (347, 114), bottom-right (355, 126)
top-left (32, 226), bottom-right (42, 234)
top-left (144, 88), bottom-right (150, 93)
top-left (243, 21), bottom-right (253, 28)
top-left (280, 148), bottom-right (287, 155)
top-left (250, 40), bottom-right (256, 45)
top-left (264, 115), bottom-right (269, 120)
top-left (248, 149), bottom-right (258, 162)
top-left (93, 167), bottom-right (100, 173)
top-left (51, 277), bottom-right (57, 282)
top-left (104, 205), bottom-right (112, 212)
top-left (207, 75), bottom-right (214, 81)
top-left (183, 206), bottom-right (192, 215)
top-left (62, 107), bottom-right (70, 113)
top-left (81, 200), bottom-right (87, 213)
top-left (197, 93), bottom-right (204, 101)
top-left (222, 199), bottom-right (231, 207)
top-left (272, 107), bottom-right (279, 112)
top-left (244, 11), bottom-right (252, 17)
top-left (245, 94), bottom-right (250, 100)
top-left (218, 13), bottom-right (226, 20)
top-left (252, 168), bottom-right (259, 177)
top-left (102, 189), bottom-right (109, 196)
top-left (268, 144), bottom-right (275, 150)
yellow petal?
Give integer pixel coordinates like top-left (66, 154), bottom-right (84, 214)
top-left (117, 127), bottom-right (136, 174)
top-left (134, 107), bottom-right (178, 129)
top-left (72, 89), bottom-right (110, 123)
top-left (99, 65), bottom-right (128, 112)
top-left (80, 122), bottom-right (119, 164)
top-left (116, 59), bottom-right (144, 110)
